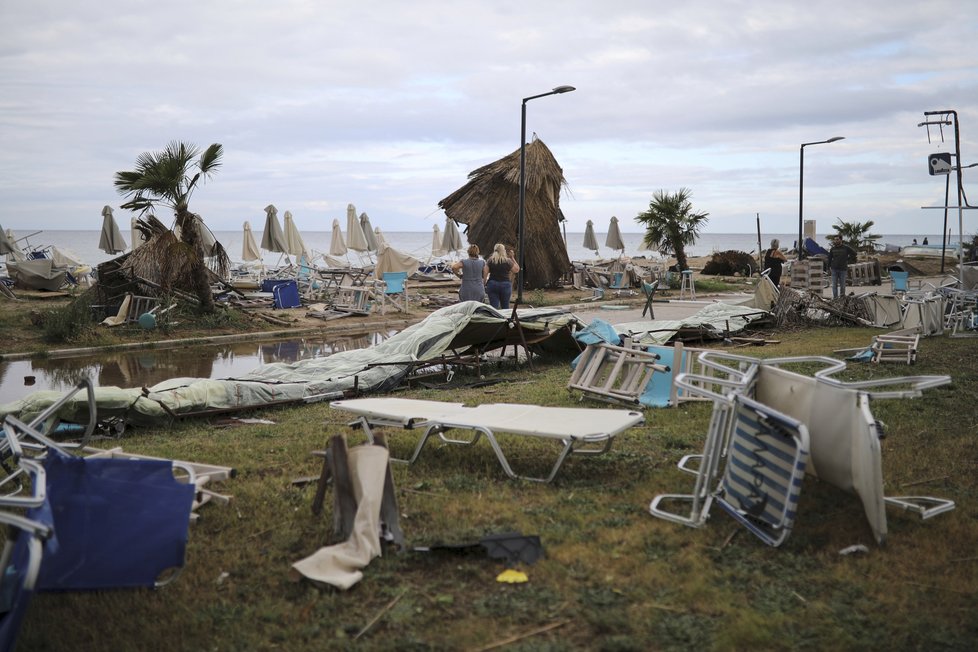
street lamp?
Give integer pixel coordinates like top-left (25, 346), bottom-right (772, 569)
top-left (798, 136), bottom-right (844, 257)
top-left (517, 84), bottom-right (576, 305)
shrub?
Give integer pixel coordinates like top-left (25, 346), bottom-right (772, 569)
top-left (701, 250), bottom-right (758, 276)
top-left (41, 294), bottom-right (96, 343)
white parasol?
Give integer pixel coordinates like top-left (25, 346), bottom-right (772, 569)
top-left (442, 217), bottom-right (464, 256)
top-left (260, 204), bottom-right (287, 253)
top-left (375, 242), bottom-right (420, 277)
top-left (0, 223), bottom-right (16, 256)
top-left (242, 221), bottom-right (261, 262)
top-left (374, 226), bottom-right (388, 248)
top-left (99, 205), bottom-right (127, 254)
top-left (130, 217), bottom-right (148, 250)
top-left (282, 210), bottom-right (307, 257)
top-left (345, 204), bottom-right (369, 253)
top-left (430, 224), bottom-right (447, 258)
top-left (329, 218), bottom-right (348, 257)
top-left (360, 212), bottom-right (378, 251)
top-left (583, 219), bottom-right (599, 254)
top-left (605, 215), bottom-right (626, 253)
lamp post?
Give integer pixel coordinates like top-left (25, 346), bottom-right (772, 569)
top-left (517, 84), bottom-right (575, 305)
top-left (798, 136), bottom-right (844, 257)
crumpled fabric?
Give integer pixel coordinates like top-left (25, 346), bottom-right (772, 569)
top-left (291, 446), bottom-right (389, 590)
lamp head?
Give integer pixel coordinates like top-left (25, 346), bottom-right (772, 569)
top-left (826, 136), bottom-right (845, 143)
top-left (552, 85), bottom-right (576, 94)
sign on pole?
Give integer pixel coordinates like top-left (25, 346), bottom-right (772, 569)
top-left (928, 152), bottom-right (952, 175)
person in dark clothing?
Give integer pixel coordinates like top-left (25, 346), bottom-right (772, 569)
top-left (485, 243), bottom-right (519, 309)
top-left (922, 237), bottom-right (929, 245)
top-left (763, 238), bottom-right (787, 286)
top-left (827, 236), bottom-right (857, 299)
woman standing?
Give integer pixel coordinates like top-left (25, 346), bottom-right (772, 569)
top-left (486, 243), bottom-right (519, 309)
top-left (451, 244), bottom-right (488, 303)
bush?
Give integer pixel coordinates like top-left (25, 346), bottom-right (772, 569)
top-left (701, 250), bottom-right (758, 276)
top-left (41, 294), bottom-right (96, 343)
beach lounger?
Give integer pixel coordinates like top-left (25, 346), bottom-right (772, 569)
top-left (329, 398), bottom-right (644, 483)
top-left (651, 352), bottom-right (953, 545)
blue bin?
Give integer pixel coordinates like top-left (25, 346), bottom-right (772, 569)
top-left (261, 279), bottom-right (292, 293)
top-left (272, 280), bottom-right (301, 309)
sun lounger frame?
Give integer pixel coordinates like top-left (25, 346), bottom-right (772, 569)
top-left (650, 352), bottom-right (953, 545)
top-left (329, 398), bottom-right (644, 483)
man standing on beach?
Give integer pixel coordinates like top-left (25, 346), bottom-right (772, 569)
top-left (827, 235), bottom-right (856, 299)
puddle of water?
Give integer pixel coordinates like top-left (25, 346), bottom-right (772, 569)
top-left (0, 331), bottom-right (392, 405)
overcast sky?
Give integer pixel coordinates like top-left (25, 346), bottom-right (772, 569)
top-left (2, 0), bottom-right (976, 236)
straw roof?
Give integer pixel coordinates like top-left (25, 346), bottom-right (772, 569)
top-left (438, 137), bottom-right (570, 289)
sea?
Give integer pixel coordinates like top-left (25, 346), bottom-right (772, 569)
top-left (3, 229), bottom-right (955, 269)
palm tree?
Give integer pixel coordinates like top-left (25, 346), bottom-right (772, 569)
top-left (831, 218), bottom-right (881, 251)
top-left (635, 188), bottom-right (709, 272)
top-left (115, 142), bottom-right (226, 312)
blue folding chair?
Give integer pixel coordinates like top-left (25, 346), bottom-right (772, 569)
top-left (377, 271), bottom-right (409, 314)
top-left (890, 270), bottom-right (909, 295)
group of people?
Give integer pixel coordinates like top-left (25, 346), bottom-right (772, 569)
top-left (911, 237), bottom-right (929, 245)
top-left (763, 235), bottom-right (857, 300)
top-left (450, 243), bottom-right (520, 309)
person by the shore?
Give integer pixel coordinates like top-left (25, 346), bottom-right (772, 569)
top-left (827, 235), bottom-right (857, 299)
top-left (763, 238), bottom-right (787, 286)
top-left (451, 244), bottom-right (488, 303)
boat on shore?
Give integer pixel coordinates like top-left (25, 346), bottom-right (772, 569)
top-left (900, 243), bottom-right (962, 258)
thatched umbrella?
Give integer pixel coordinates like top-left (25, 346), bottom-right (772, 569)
top-left (99, 206), bottom-right (128, 254)
top-left (261, 204), bottom-right (287, 253)
top-left (442, 217), bottom-right (464, 256)
top-left (606, 216), bottom-right (625, 254)
top-left (583, 219), bottom-right (599, 255)
top-left (438, 137), bottom-right (570, 289)
top-left (242, 221), bottom-right (261, 262)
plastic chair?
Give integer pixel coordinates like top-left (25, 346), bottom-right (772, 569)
top-left (609, 271), bottom-right (636, 297)
top-left (377, 272), bottom-right (408, 314)
top-left (890, 270), bottom-right (910, 295)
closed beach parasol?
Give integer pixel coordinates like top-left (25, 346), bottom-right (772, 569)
top-left (99, 205), bottom-right (127, 254)
top-left (345, 204), bottom-right (369, 253)
top-left (282, 210), bottom-right (307, 257)
top-left (130, 217), bottom-right (147, 250)
top-left (583, 219), bottom-right (599, 254)
top-left (261, 204), bottom-right (287, 253)
top-left (0, 223), bottom-right (16, 255)
top-left (329, 218), bottom-right (347, 257)
top-left (374, 226), bottom-right (388, 248)
top-left (606, 216), bottom-right (625, 254)
top-left (442, 217), bottom-right (464, 256)
top-left (242, 221), bottom-right (261, 262)
top-left (430, 224), bottom-right (447, 258)
top-left (360, 212), bottom-right (378, 251)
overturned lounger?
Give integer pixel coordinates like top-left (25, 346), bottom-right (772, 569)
top-left (330, 398), bottom-right (645, 483)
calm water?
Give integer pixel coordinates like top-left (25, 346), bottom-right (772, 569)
top-left (0, 332), bottom-right (391, 406)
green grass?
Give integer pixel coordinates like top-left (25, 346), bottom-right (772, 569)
top-left (15, 328), bottom-right (978, 651)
